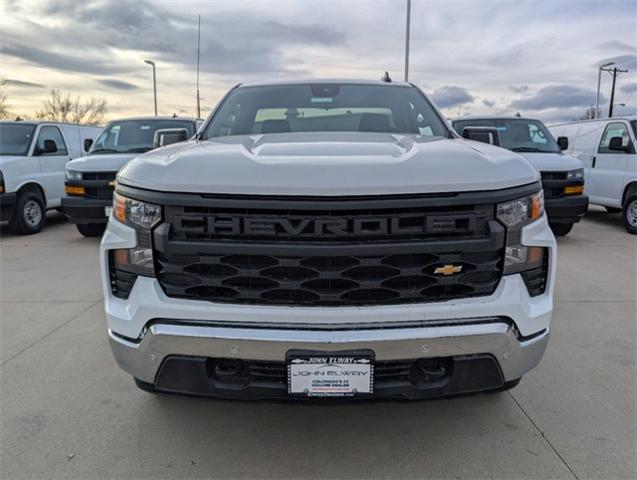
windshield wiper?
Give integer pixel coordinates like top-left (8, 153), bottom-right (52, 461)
top-left (125, 147), bottom-right (152, 153)
top-left (90, 148), bottom-right (119, 154)
top-left (510, 147), bottom-right (554, 153)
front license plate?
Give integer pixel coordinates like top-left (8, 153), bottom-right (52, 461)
top-left (287, 350), bottom-right (374, 397)
top-left (104, 206), bottom-right (112, 217)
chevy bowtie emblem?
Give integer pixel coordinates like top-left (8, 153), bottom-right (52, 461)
top-left (434, 264), bottom-right (463, 276)
top-left (108, 180), bottom-right (116, 187)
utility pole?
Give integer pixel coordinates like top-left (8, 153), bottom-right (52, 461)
top-left (595, 62), bottom-right (614, 119)
top-left (404, 0), bottom-right (411, 82)
top-left (144, 60), bottom-right (157, 116)
top-left (196, 14), bottom-right (201, 119)
top-left (607, 66), bottom-right (628, 118)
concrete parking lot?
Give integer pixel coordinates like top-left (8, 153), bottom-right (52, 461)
top-left (1, 206), bottom-right (635, 480)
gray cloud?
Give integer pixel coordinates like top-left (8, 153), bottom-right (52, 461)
top-left (596, 41), bottom-right (636, 53)
top-left (430, 86), bottom-right (474, 109)
top-left (509, 85), bottom-right (529, 94)
top-left (4, 78), bottom-right (45, 88)
top-left (99, 79), bottom-right (139, 91)
top-left (620, 82), bottom-right (637, 95)
top-left (509, 85), bottom-right (602, 111)
top-left (596, 54), bottom-right (637, 70)
top-left (482, 99), bottom-right (496, 108)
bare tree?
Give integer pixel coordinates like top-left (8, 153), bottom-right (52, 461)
top-left (0, 78), bottom-right (10, 119)
top-left (36, 89), bottom-right (107, 125)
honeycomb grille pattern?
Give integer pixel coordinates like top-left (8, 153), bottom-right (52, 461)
top-left (157, 250), bottom-right (503, 306)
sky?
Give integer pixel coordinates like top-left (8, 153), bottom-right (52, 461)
top-left (1, 0), bottom-right (636, 124)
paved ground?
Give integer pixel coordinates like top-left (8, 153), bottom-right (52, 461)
top-left (1, 207), bottom-right (635, 480)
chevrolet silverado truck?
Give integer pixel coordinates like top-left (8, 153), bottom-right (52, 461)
top-left (62, 116), bottom-right (199, 237)
top-left (101, 80), bottom-right (556, 400)
top-left (453, 116), bottom-right (588, 236)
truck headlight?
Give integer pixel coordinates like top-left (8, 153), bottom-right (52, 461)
top-left (566, 168), bottom-right (584, 180)
top-left (65, 170), bottom-right (83, 181)
top-left (497, 190), bottom-right (547, 277)
top-left (110, 193), bottom-right (161, 278)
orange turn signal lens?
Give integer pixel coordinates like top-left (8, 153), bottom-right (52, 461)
top-left (65, 185), bottom-right (85, 196)
top-left (114, 193), bottom-right (127, 223)
top-left (564, 185), bottom-right (584, 195)
top-left (530, 191), bottom-right (544, 220)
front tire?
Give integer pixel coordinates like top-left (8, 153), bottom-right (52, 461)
top-left (622, 195), bottom-right (637, 235)
top-left (549, 223), bottom-right (573, 236)
top-left (76, 223), bottom-right (106, 237)
top-left (9, 190), bottom-right (46, 235)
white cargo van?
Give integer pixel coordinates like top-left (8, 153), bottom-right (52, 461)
top-left (0, 121), bottom-right (101, 234)
top-left (550, 117), bottom-right (637, 234)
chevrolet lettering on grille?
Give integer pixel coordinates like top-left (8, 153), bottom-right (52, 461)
top-left (178, 214), bottom-right (478, 237)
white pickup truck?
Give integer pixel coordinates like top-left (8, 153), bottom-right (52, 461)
top-left (0, 121), bottom-right (101, 234)
top-left (101, 79), bottom-right (555, 401)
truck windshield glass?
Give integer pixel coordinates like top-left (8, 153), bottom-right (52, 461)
top-left (90, 120), bottom-right (194, 154)
top-left (453, 118), bottom-right (561, 153)
top-left (203, 84), bottom-right (449, 138)
top-left (0, 123), bottom-right (36, 156)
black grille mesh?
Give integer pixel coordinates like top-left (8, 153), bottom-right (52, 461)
top-left (157, 250), bottom-right (502, 306)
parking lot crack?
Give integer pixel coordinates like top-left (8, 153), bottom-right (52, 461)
top-left (509, 391), bottom-right (580, 480)
top-left (0, 299), bottom-right (101, 367)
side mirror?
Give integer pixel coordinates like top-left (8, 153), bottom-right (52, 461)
top-left (84, 138), bottom-right (93, 152)
top-left (557, 136), bottom-right (568, 151)
top-left (608, 136), bottom-right (628, 152)
top-left (461, 127), bottom-right (500, 146)
top-left (153, 128), bottom-right (189, 148)
top-left (38, 139), bottom-right (58, 155)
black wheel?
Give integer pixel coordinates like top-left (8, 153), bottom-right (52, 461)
top-left (622, 195), bottom-right (637, 235)
top-left (134, 378), bottom-right (159, 394)
top-left (76, 223), bottom-right (106, 237)
top-left (9, 189), bottom-right (46, 235)
top-left (549, 223), bottom-right (573, 236)
top-left (605, 206), bottom-right (622, 214)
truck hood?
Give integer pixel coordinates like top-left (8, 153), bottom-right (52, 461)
top-left (517, 152), bottom-right (583, 172)
top-left (118, 132), bottom-right (540, 196)
top-left (65, 153), bottom-right (138, 173)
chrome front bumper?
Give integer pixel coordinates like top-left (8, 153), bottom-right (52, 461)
top-left (109, 318), bottom-right (549, 385)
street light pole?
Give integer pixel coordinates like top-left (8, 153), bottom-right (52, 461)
top-left (596, 62), bottom-right (614, 119)
top-left (404, 0), bottom-right (411, 82)
top-left (144, 60), bottom-right (157, 116)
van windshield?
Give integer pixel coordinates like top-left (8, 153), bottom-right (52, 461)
top-left (0, 123), bottom-right (36, 156)
top-left (90, 119), bottom-right (194, 154)
top-left (202, 83), bottom-right (449, 138)
top-left (453, 118), bottom-right (561, 153)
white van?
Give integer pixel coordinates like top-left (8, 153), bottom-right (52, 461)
top-left (453, 116), bottom-right (588, 236)
top-left (0, 121), bottom-right (102, 234)
top-left (549, 117), bottom-right (637, 234)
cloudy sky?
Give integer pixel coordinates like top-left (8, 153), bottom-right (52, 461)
top-left (1, 0), bottom-right (636, 123)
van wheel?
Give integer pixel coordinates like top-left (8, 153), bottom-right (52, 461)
top-left (9, 190), bottom-right (46, 235)
top-left (622, 195), bottom-right (637, 235)
top-left (605, 207), bottom-right (621, 214)
top-left (549, 223), bottom-right (573, 236)
top-left (76, 223), bottom-right (106, 237)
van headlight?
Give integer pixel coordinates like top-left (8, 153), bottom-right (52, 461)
top-left (566, 168), bottom-right (584, 180)
top-left (110, 193), bottom-right (161, 278)
top-left (65, 170), bottom-right (83, 181)
top-left (497, 190), bottom-right (546, 276)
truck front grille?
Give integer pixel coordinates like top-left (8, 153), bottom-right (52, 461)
top-left (151, 193), bottom-right (506, 306)
top-left (540, 171), bottom-right (582, 199)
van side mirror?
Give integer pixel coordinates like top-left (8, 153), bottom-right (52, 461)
top-left (461, 127), bottom-right (500, 146)
top-left (608, 136), bottom-right (628, 152)
top-left (153, 128), bottom-right (189, 148)
top-left (84, 138), bottom-right (93, 152)
top-left (557, 136), bottom-right (568, 151)
top-left (37, 139), bottom-right (58, 155)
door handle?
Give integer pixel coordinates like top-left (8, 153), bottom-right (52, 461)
top-left (592, 156), bottom-right (596, 168)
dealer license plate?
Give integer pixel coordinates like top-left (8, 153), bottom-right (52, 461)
top-left (104, 206), bottom-right (112, 217)
top-left (287, 350), bottom-right (374, 397)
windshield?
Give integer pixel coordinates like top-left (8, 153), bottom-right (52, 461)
top-left (90, 119), bottom-right (195, 154)
top-left (0, 123), bottom-right (36, 156)
top-left (202, 84), bottom-right (449, 138)
top-left (453, 118), bottom-right (561, 153)
top-left (631, 121), bottom-right (637, 138)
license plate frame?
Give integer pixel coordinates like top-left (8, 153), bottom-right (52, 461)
top-left (287, 349), bottom-right (374, 398)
